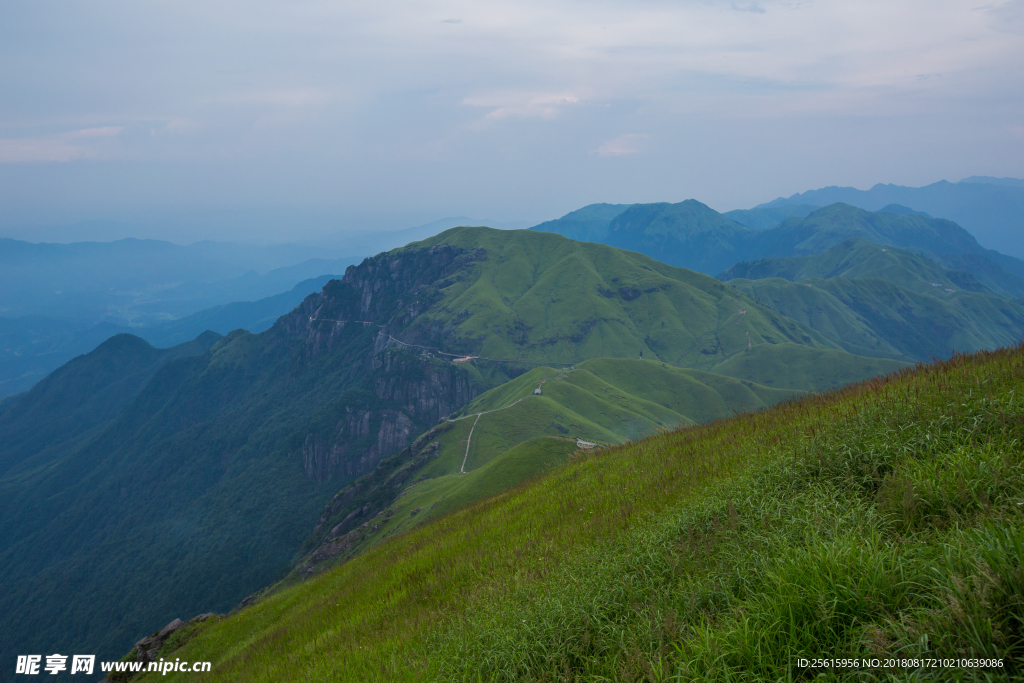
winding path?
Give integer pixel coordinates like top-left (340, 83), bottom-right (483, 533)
top-left (454, 366), bottom-right (575, 475)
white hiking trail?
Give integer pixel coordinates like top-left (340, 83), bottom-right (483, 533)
top-left (454, 366), bottom-right (576, 475)
top-left (308, 317), bottom-right (573, 367)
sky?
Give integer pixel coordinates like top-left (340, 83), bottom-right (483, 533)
top-left (1, 0), bottom-right (1023, 244)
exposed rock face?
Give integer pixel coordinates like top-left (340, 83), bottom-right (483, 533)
top-left (280, 244), bottom-right (484, 361)
top-left (102, 614), bottom-right (219, 682)
top-left (132, 618), bottom-right (185, 667)
top-left (302, 408), bottom-right (413, 484)
top-left (277, 244), bottom-right (486, 484)
top-left (289, 424), bottom-right (452, 577)
top-left (299, 351), bottom-right (478, 483)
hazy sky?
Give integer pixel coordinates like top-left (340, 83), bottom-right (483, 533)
top-left (1, 0), bottom-right (1022, 243)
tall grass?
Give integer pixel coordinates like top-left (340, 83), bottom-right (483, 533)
top-left (140, 346), bottom-right (1024, 682)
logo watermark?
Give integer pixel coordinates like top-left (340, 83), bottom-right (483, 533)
top-left (16, 654), bottom-right (211, 675)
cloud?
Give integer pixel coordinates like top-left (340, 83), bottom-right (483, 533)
top-left (0, 127), bottom-right (122, 163)
top-left (217, 88), bottom-right (331, 107)
top-left (596, 133), bottom-right (648, 157)
top-left (440, 18), bottom-right (462, 24)
top-left (990, 0), bottom-right (1024, 34)
top-left (463, 92), bottom-right (580, 124)
top-left (731, 2), bottom-right (766, 13)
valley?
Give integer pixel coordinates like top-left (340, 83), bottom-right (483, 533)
top-left (0, 193), bottom-right (1020, 681)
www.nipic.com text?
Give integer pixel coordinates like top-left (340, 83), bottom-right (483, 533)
top-left (15, 654), bottom-right (211, 675)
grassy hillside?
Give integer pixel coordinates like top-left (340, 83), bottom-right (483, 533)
top-left (401, 226), bottom-right (839, 374)
top-left (133, 345), bottom-right (1024, 682)
top-left (721, 240), bottom-right (1024, 362)
top-left (732, 277), bottom-right (1024, 363)
top-left (294, 358), bottom-right (810, 574)
top-left (759, 205), bottom-right (1024, 295)
top-left (720, 238), bottom-right (994, 297)
top-left (8, 227), bottom-right (887, 671)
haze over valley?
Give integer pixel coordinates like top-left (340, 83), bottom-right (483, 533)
top-left (2, 0), bottom-right (1023, 679)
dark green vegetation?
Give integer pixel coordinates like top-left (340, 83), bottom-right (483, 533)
top-left (132, 345), bottom-right (1024, 682)
top-left (5, 227), bottom-right (893, 670)
top-left (0, 332), bottom-right (221, 480)
top-left (723, 239), bottom-right (1024, 362)
top-left (532, 201), bottom-right (1024, 296)
top-left (294, 358), bottom-right (809, 577)
top-left (0, 275), bottom-right (334, 398)
top-left (761, 176), bottom-right (1024, 258)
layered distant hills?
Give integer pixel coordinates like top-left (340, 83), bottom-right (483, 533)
top-left (4, 227), bottom-right (896, 667)
top-left (0, 276), bottom-right (335, 397)
top-left (531, 201), bottom-right (1024, 297)
top-left (2, 182), bottom-right (1023, 677)
top-left (758, 177), bottom-right (1024, 258)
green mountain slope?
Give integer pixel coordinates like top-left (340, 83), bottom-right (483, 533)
top-left (719, 239), bottom-right (1024, 362)
top-left (0, 332), bottom-right (220, 481)
top-left (720, 238), bottom-right (993, 297)
top-left (731, 277), bottom-right (1024, 362)
top-left (400, 226), bottom-right (837, 373)
top-left (129, 346), bottom-right (1024, 683)
top-left (294, 358), bottom-right (808, 576)
top-left (4, 227), bottom-right (877, 670)
top-left (532, 199), bottom-right (753, 275)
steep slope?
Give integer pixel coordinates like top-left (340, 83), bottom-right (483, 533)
top-left (400, 226), bottom-right (836, 374)
top-left (128, 347), bottom-right (1024, 683)
top-left (0, 246), bottom-right (486, 669)
top-left (2, 227), bottom-right (857, 669)
top-left (0, 332), bottom-right (221, 480)
top-left (294, 358), bottom-right (806, 576)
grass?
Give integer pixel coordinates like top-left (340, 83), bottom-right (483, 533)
top-left (721, 238), bottom-right (995, 297)
top-left (403, 226), bottom-right (846, 373)
top-left (299, 357), bottom-right (806, 569)
top-left (138, 344), bottom-right (1024, 682)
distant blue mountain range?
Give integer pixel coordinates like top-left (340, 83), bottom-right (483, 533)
top-left (757, 178), bottom-right (1024, 258)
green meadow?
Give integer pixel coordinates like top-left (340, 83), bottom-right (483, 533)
top-left (133, 344), bottom-right (1024, 682)
top-left (297, 357), bottom-right (809, 571)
